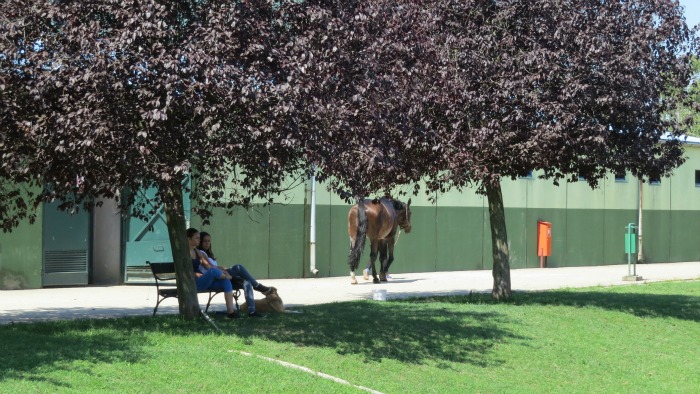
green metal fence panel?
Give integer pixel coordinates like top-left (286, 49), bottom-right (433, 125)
top-left (670, 210), bottom-right (700, 262)
top-left (329, 203), bottom-right (353, 277)
top-left (482, 206), bottom-right (493, 271)
top-left (0, 209), bottom-right (43, 289)
top-left (436, 206), bottom-right (484, 271)
top-left (392, 205), bottom-right (436, 273)
top-left (186, 149), bottom-right (700, 280)
top-left (642, 210), bottom-right (672, 263)
top-left (565, 179), bottom-right (606, 267)
top-left (199, 206), bottom-right (271, 279)
top-left (505, 207), bottom-right (528, 269)
top-left (269, 203), bottom-right (305, 278)
top-left (564, 209), bottom-right (605, 267)
top-left (603, 210), bottom-right (638, 265)
top-left (310, 197), bottom-right (333, 277)
top-left (526, 176), bottom-right (569, 210)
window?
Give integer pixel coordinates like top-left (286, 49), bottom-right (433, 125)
top-left (649, 174), bottom-right (661, 185)
top-left (518, 170), bottom-right (533, 179)
top-left (695, 170), bottom-right (700, 187)
top-left (615, 171), bottom-right (626, 182)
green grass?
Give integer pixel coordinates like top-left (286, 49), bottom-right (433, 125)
top-left (1, 280), bottom-right (699, 393)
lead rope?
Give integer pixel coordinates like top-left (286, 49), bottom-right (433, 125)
top-left (200, 310), bottom-right (223, 334)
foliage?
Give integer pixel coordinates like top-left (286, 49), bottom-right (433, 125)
top-left (671, 56), bottom-right (700, 137)
top-left (273, 0), bottom-right (445, 200)
top-left (414, 0), bottom-right (697, 297)
top-left (1, 0), bottom-right (698, 304)
top-left (415, 0), bottom-right (697, 191)
top-left (1, 0), bottom-right (306, 224)
top-left (1, 0), bottom-right (311, 316)
top-left (1, 280), bottom-right (699, 392)
top-left (272, 0), bottom-right (698, 298)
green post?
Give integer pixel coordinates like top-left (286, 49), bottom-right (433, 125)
top-left (623, 223), bottom-right (642, 281)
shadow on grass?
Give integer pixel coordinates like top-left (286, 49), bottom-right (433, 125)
top-left (0, 316), bottom-right (208, 384)
top-left (415, 282), bottom-right (700, 323)
top-left (225, 301), bottom-right (525, 366)
top-left (3, 282), bottom-right (697, 384)
top-left (515, 290), bottom-right (700, 322)
top-left (0, 302), bottom-right (522, 382)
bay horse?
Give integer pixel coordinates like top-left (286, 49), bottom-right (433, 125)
top-left (347, 197), bottom-right (412, 284)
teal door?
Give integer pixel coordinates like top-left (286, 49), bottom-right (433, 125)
top-left (42, 200), bottom-right (91, 286)
top-left (123, 177), bottom-right (190, 282)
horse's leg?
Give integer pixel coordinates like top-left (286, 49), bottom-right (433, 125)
top-left (349, 237), bottom-right (358, 284)
top-left (382, 238), bottom-right (396, 281)
top-left (369, 240), bottom-right (380, 284)
top-left (379, 240), bottom-right (389, 281)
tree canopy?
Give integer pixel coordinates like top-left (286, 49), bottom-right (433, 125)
top-left (274, 0), bottom-right (697, 297)
top-left (671, 56), bottom-right (700, 137)
top-left (1, 0), bottom-right (697, 305)
top-left (407, 0), bottom-right (698, 297)
top-left (1, 0), bottom-right (309, 317)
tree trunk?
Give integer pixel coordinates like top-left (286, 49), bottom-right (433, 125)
top-left (163, 186), bottom-right (201, 319)
top-left (485, 181), bottom-right (512, 300)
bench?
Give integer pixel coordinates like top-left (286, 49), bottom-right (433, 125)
top-left (147, 261), bottom-right (242, 317)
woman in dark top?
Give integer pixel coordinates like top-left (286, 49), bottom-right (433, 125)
top-left (198, 231), bottom-right (274, 317)
top-left (186, 228), bottom-right (238, 318)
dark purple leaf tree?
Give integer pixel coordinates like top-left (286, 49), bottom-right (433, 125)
top-left (1, 0), bottom-right (307, 318)
top-left (277, 0), bottom-right (697, 299)
top-left (412, 0), bottom-right (698, 298)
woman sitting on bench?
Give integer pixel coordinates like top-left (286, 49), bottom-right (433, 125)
top-left (187, 227), bottom-right (238, 319)
top-left (197, 231), bottom-right (274, 318)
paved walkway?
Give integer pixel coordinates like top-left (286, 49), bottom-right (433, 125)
top-left (1, 262), bottom-right (699, 324)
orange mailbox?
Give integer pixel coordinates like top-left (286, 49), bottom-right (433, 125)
top-left (537, 220), bottom-right (552, 268)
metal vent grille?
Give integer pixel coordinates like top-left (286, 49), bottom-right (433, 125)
top-left (44, 250), bottom-right (88, 273)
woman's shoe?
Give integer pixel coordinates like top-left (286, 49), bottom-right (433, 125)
top-left (227, 311), bottom-right (241, 319)
top-left (255, 283), bottom-right (275, 295)
top-left (248, 311), bottom-right (265, 318)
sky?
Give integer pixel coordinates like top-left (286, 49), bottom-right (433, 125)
top-left (679, 0), bottom-right (700, 30)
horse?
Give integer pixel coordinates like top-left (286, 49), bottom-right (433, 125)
top-left (347, 197), bottom-right (412, 284)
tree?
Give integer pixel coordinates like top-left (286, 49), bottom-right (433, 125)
top-left (1, 0), bottom-right (307, 318)
top-left (277, 0), bottom-right (697, 299)
top-left (413, 0), bottom-right (698, 298)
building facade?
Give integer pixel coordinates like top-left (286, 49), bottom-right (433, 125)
top-left (2, 140), bottom-right (699, 289)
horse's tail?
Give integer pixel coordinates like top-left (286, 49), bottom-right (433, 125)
top-left (348, 198), bottom-right (368, 271)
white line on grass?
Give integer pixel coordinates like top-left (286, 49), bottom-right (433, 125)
top-left (231, 350), bottom-right (383, 394)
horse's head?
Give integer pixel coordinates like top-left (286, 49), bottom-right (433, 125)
top-left (396, 198), bottom-right (412, 233)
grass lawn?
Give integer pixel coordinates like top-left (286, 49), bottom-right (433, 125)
top-left (1, 280), bottom-right (699, 393)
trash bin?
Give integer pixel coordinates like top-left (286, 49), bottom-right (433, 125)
top-left (537, 220), bottom-right (552, 268)
top-left (625, 223), bottom-right (637, 254)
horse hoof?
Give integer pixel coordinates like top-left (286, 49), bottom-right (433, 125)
top-left (351, 279), bottom-right (358, 285)
top-left (363, 270), bottom-right (369, 281)
top-left (380, 278), bottom-right (388, 282)
top-left (373, 278), bottom-right (380, 284)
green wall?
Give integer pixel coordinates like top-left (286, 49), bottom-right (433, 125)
top-left (0, 206), bottom-right (43, 289)
top-left (191, 144), bottom-right (700, 280)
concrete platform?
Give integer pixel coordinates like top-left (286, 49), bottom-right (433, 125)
top-left (1, 261), bottom-right (698, 324)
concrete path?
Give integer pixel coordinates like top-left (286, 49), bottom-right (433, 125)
top-left (1, 262), bottom-right (699, 324)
